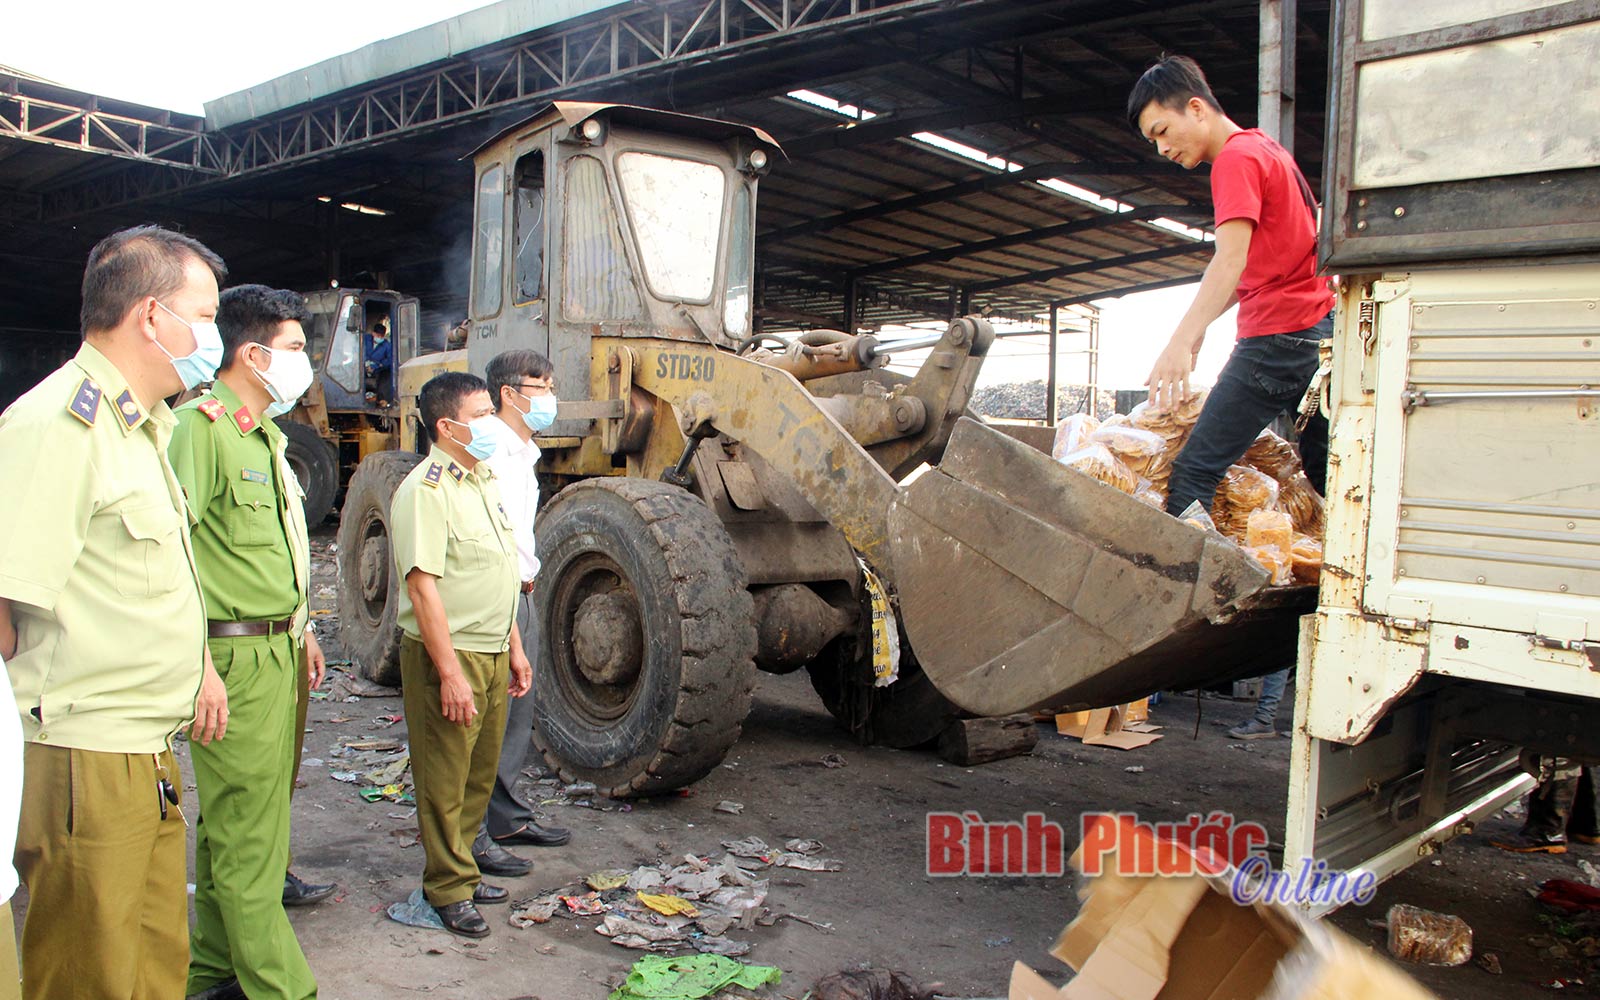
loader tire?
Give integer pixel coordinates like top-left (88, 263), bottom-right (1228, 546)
top-left (279, 419), bottom-right (339, 527)
top-left (335, 451), bottom-right (422, 687)
top-left (532, 478), bottom-right (757, 798)
top-left (807, 630), bottom-right (961, 749)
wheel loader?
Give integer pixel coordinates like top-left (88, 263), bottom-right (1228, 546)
top-left (336, 102), bottom-right (1311, 796)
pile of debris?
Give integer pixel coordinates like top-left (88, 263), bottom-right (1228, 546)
top-left (970, 381), bottom-right (1114, 422)
top-left (508, 835), bottom-right (843, 958)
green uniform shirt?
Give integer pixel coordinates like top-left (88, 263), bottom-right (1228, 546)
top-left (0, 343), bottom-right (206, 753)
top-left (169, 380), bottom-right (308, 631)
top-left (392, 445), bottom-right (519, 653)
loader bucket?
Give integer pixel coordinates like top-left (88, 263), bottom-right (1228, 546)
top-left (887, 417), bottom-right (1315, 717)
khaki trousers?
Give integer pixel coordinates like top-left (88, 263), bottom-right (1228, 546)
top-left (15, 744), bottom-right (187, 1000)
top-left (399, 637), bottom-right (509, 906)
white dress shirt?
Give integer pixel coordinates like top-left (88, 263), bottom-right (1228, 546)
top-left (487, 416), bottom-right (542, 583)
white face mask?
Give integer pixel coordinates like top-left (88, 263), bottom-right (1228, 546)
top-left (250, 345), bottom-right (315, 418)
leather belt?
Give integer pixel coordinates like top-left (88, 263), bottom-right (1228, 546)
top-left (208, 616), bottom-right (296, 638)
top-left (521, 581), bottom-right (535, 594)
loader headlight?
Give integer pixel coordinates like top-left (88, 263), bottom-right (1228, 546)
top-left (748, 149), bottom-right (769, 171)
top-left (580, 119), bottom-right (605, 143)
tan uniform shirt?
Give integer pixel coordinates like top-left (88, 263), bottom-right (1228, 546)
top-left (0, 343), bottom-right (206, 753)
top-left (391, 446), bottom-right (519, 653)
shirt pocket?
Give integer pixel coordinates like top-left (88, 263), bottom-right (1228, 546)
top-left (448, 518), bottom-right (497, 572)
top-left (114, 504), bottom-right (185, 598)
top-left (226, 479), bottom-right (280, 548)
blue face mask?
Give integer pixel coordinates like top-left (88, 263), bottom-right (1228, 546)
top-left (153, 300), bottom-right (224, 390)
top-left (519, 391), bottom-right (558, 433)
top-left (446, 416), bottom-right (501, 461)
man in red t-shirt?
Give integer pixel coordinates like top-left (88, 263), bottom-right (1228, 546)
top-left (1126, 55), bottom-right (1335, 521)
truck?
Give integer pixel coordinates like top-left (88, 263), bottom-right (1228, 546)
top-left (336, 100), bottom-right (1317, 797)
top-left (275, 286), bottom-right (427, 526)
top-left (1283, 0), bottom-right (1600, 908)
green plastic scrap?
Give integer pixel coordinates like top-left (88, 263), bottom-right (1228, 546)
top-left (607, 954), bottom-right (781, 1000)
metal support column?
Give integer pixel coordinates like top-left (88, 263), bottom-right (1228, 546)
top-left (957, 287), bottom-right (972, 316)
top-left (1045, 305), bottom-right (1059, 426)
top-left (842, 275), bottom-right (859, 334)
top-left (1259, 0), bottom-right (1298, 154)
top-left (1086, 309), bottom-right (1100, 415)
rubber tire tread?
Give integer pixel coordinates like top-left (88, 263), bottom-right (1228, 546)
top-left (335, 451), bottom-right (423, 687)
top-left (278, 419), bottom-right (340, 528)
top-left (532, 478), bottom-right (757, 798)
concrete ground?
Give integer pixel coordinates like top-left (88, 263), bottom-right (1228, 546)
top-left (158, 534), bottom-right (1589, 998)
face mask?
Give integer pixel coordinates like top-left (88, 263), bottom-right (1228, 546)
top-left (517, 391), bottom-right (558, 433)
top-left (153, 300), bottom-right (224, 390)
top-left (250, 345), bottom-right (315, 419)
top-left (446, 416), bottom-right (501, 462)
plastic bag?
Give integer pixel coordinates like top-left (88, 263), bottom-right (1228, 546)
top-left (1090, 424), bottom-right (1166, 460)
top-left (1245, 509), bottom-right (1293, 554)
top-left (1130, 389), bottom-right (1207, 440)
top-left (1134, 483), bottom-right (1167, 510)
top-left (1242, 429), bottom-right (1303, 482)
top-left (1281, 472), bottom-right (1326, 538)
top-left (1057, 443), bottom-right (1139, 494)
top-left (1242, 545), bottom-right (1294, 586)
top-left (1385, 904), bottom-right (1472, 967)
top-left (1213, 465), bottom-right (1281, 541)
top-left (1290, 535), bottom-right (1323, 584)
top-left (1050, 412), bottom-right (1101, 461)
top-left (1177, 500), bottom-right (1221, 535)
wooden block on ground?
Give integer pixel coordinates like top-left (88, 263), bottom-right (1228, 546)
top-left (938, 713), bottom-right (1039, 765)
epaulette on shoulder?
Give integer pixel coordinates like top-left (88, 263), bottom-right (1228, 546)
top-left (423, 463), bottom-right (443, 488)
top-left (67, 378), bottom-right (101, 427)
top-left (197, 399), bottom-right (227, 422)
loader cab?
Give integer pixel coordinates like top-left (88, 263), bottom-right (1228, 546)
top-left (464, 103), bottom-right (778, 435)
top-left (303, 288), bottom-right (420, 413)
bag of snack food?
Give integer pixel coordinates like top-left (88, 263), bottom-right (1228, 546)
top-left (1243, 428), bottom-right (1304, 482)
top-left (1213, 465), bottom-right (1282, 541)
top-left (1050, 412), bottom-right (1101, 462)
top-left (1243, 544), bottom-right (1295, 586)
top-left (1291, 534), bottom-right (1323, 584)
top-left (1090, 424), bottom-right (1169, 478)
top-left (1245, 509), bottom-right (1294, 554)
top-left (1056, 442), bottom-right (1140, 494)
top-left (1281, 472), bottom-right (1326, 538)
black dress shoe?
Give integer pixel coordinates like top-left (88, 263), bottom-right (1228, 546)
top-left (472, 832), bottom-right (532, 876)
top-left (434, 899), bottom-right (490, 938)
top-left (187, 978), bottom-right (246, 1000)
top-left (473, 883), bottom-right (509, 905)
top-left (492, 821), bottom-right (571, 847)
top-left (284, 870), bottom-right (337, 907)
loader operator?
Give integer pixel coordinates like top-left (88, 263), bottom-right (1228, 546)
top-left (1127, 55), bottom-right (1335, 518)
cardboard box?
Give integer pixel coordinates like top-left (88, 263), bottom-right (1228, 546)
top-left (1055, 704), bottom-right (1161, 750)
top-left (1009, 828), bottom-right (1436, 1000)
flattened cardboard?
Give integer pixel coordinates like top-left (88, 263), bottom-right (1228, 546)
top-left (1055, 705), bottom-right (1162, 750)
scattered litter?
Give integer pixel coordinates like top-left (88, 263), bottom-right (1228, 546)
top-left (1578, 860), bottom-right (1600, 890)
top-left (561, 892), bottom-right (605, 915)
top-left (371, 714), bottom-right (404, 728)
top-left (359, 784), bottom-right (414, 805)
top-left (638, 893), bottom-right (700, 918)
top-left (599, 914), bottom-right (682, 949)
top-left (508, 896), bottom-right (560, 927)
top-left (607, 954), bottom-right (780, 1000)
top-left (586, 871), bottom-right (631, 891)
top-left (783, 839), bottom-right (824, 856)
top-left (1536, 878), bottom-right (1600, 914)
top-left (692, 936), bottom-right (751, 957)
top-left (1542, 979), bottom-right (1585, 989)
top-left (713, 800), bottom-right (744, 815)
top-left (1476, 951), bottom-right (1503, 975)
top-left (1124, 766), bottom-right (1145, 773)
top-left (563, 781), bottom-right (599, 797)
top-left (984, 936), bottom-right (1013, 948)
top-left (1227, 743), bottom-right (1256, 752)
top-left (820, 753), bottom-right (847, 768)
top-left (329, 771), bottom-right (361, 784)
top-left (771, 853), bottom-right (842, 872)
top-left (721, 837), bottom-right (773, 861)
top-left (1056, 706), bottom-right (1161, 750)
top-left (301, 758), bottom-right (324, 768)
top-left (1385, 904), bottom-right (1472, 966)
top-left (387, 888), bottom-right (445, 931)
top-left (810, 968), bottom-right (934, 1000)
